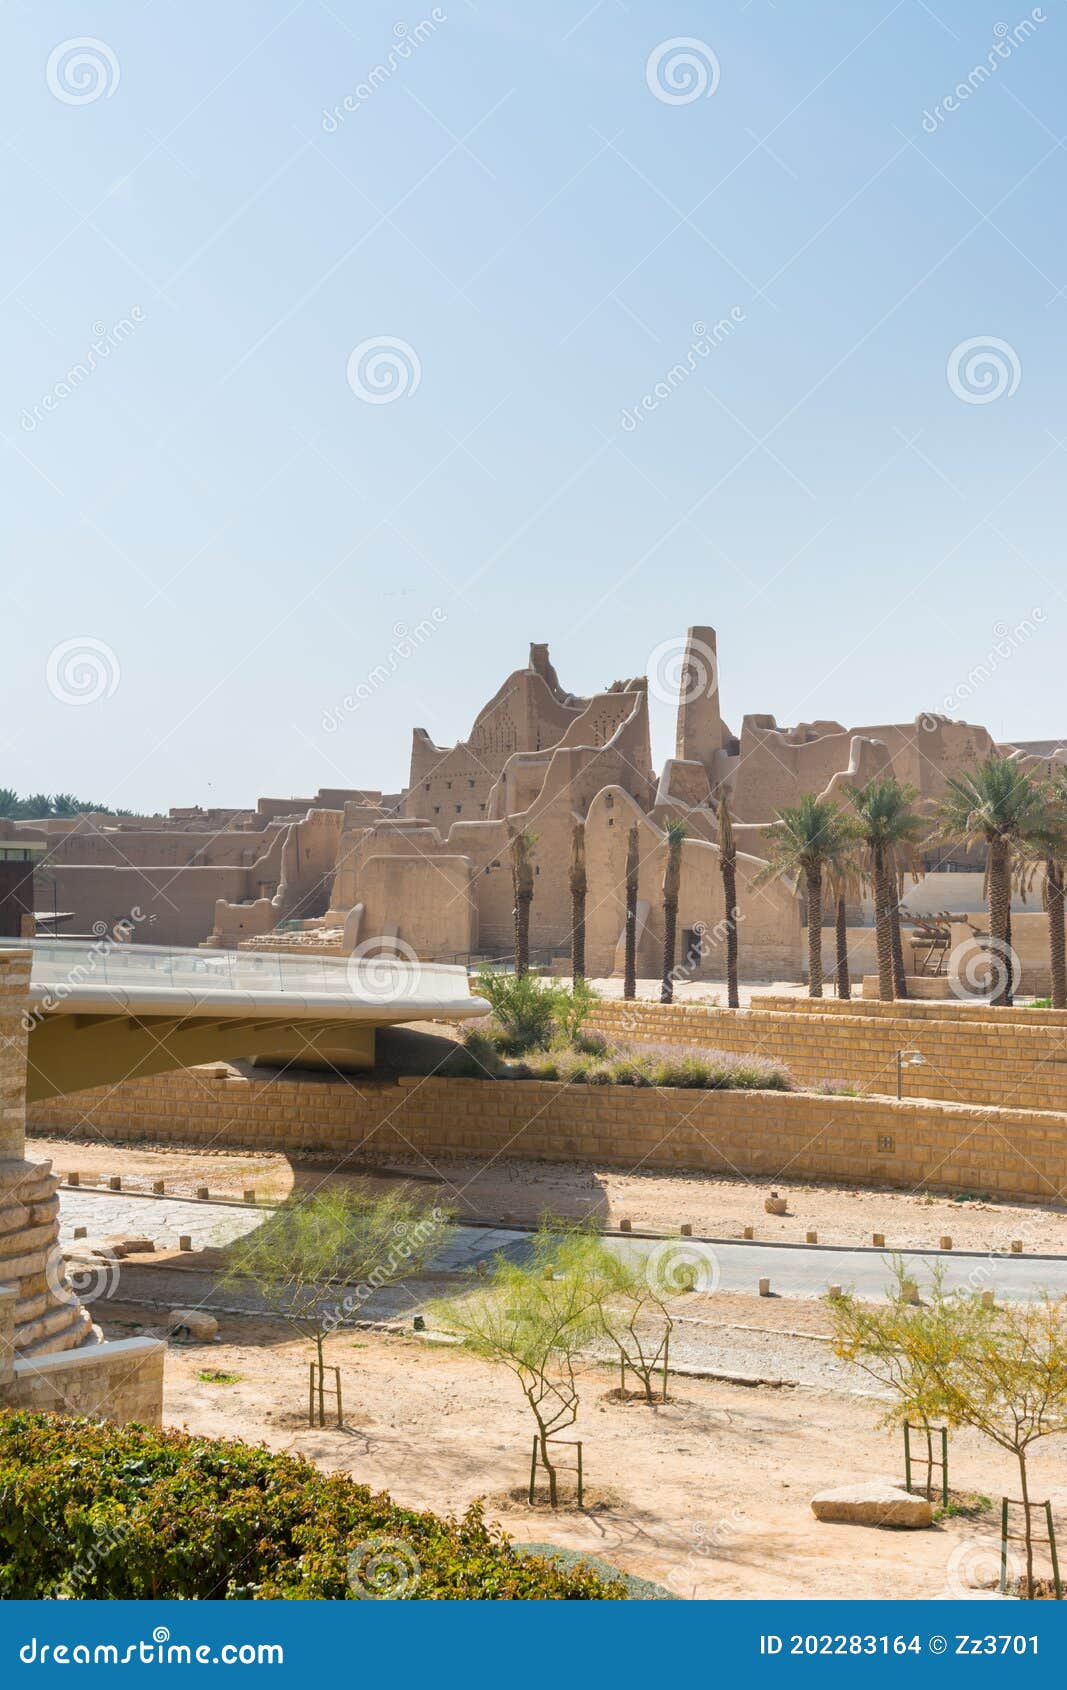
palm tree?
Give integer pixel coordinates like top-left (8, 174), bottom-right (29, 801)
top-left (509, 828), bottom-right (537, 977)
top-left (623, 824), bottom-right (639, 1000)
top-left (755, 796), bottom-right (856, 998)
top-left (827, 851), bottom-right (862, 1001)
top-left (569, 820), bottom-right (587, 982)
top-left (717, 795), bottom-right (740, 1008)
top-left (889, 859), bottom-right (910, 999)
top-left (659, 819), bottom-right (688, 1005)
top-left (934, 758), bottom-right (1047, 1006)
top-left (846, 779), bottom-right (925, 1002)
top-left (1046, 856), bottom-right (1067, 1010)
top-left (1015, 778), bottom-right (1067, 1010)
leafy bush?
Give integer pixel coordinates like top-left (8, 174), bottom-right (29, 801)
top-left (0, 1413), bottom-right (624, 1600)
top-left (813, 1078), bottom-right (862, 1096)
top-left (471, 971), bottom-right (597, 1055)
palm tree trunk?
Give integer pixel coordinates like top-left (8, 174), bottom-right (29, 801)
top-left (571, 892), bottom-right (585, 981)
top-left (718, 798), bottom-right (740, 1008)
top-left (835, 893), bottom-right (851, 1000)
top-left (890, 894), bottom-right (908, 1000)
top-left (569, 824), bottom-right (586, 982)
top-left (873, 846), bottom-right (894, 1001)
top-left (624, 826), bottom-right (639, 999)
top-left (722, 860), bottom-right (739, 1008)
top-left (805, 867), bottom-right (823, 998)
top-left (660, 898), bottom-right (678, 1004)
top-left (1047, 858), bottom-right (1066, 1009)
top-left (988, 839), bottom-right (1011, 1008)
top-left (514, 892), bottom-right (531, 976)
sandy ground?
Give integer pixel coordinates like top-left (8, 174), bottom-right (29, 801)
top-left (41, 1126), bottom-right (1067, 1599)
top-left (33, 1135), bottom-right (1067, 1256)
top-left (97, 1301), bottom-right (1067, 1602)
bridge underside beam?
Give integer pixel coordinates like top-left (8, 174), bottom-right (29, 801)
top-left (26, 1013), bottom-right (377, 1102)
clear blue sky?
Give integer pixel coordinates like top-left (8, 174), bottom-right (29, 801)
top-left (4, 0), bottom-right (1065, 812)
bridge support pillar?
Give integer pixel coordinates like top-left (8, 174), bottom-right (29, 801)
top-left (0, 949), bottom-right (98, 1361)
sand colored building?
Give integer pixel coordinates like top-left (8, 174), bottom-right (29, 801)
top-left (15, 626), bottom-right (1067, 986)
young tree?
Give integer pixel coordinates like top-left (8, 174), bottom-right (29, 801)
top-left (659, 819), bottom-right (688, 1005)
top-left (831, 1274), bottom-right (1067, 1598)
top-left (846, 779), bottom-right (925, 1002)
top-left (623, 824), bottom-right (640, 1001)
top-left (430, 1226), bottom-right (602, 1507)
top-left (569, 820), bottom-right (587, 983)
top-left (754, 796), bottom-right (856, 998)
top-left (829, 1259), bottom-right (956, 1495)
top-left (717, 795), bottom-right (740, 1009)
top-left (578, 1235), bottom-right (675, 1405)
top-left (509, 828), bottom-right (538, 977)
top-left (221, 1187), bottom-right (452, 1426)
top-left (934, 758), bottom-right (1047, 1006)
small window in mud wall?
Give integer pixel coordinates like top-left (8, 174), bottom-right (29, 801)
top-left (682, 928), bottom-right (703, 970)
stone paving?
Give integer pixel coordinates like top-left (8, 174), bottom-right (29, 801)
top-left (59, 1189), bottom-right (1067, 1304)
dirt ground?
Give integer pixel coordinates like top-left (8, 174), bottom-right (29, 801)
top-left (100, 1301), bottom-right (1067, 1602)
top-left (34, 1133), bottom-right (1067, 1256)
top-left (43, 1127), bottom-right (1067, 1600)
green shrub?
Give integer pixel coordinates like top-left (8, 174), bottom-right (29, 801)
top-left (552, 976), bottom-right (597, 1044)
top-left (471, 972), bottom-right (598, 1055)
top-left (473, 971), bottom-right (563, 1053)
top-left (437, 1029), bottom-right (505, 1078)
top-left (0, 1413), bottom-right (624, 1600)
top-left (477, 1039), bottom-right (792, 1091)
top-left (813, 1078), bottom-right (862, 1096)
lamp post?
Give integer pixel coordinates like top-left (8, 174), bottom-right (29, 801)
top-left (896, 1048), bottom-right (924, 1100)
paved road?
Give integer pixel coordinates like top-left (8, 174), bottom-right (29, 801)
top-left (59, 1189), bottom-right (1067, 1305)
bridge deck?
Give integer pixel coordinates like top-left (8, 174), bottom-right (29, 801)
top-left (23, 938), bottom-right (489, 1027)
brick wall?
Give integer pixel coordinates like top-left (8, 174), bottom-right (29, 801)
top-left (586, 1000), bottom-right (1067, 1113)
top-left (29, 1066), bottom-right (1067, 1203)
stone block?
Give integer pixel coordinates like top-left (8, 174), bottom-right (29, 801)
top-left (811, 1482), bottom-right (932, 1528)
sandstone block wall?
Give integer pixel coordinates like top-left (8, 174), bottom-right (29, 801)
top-left (0, 950), bottom-right (31, 1159)
top-left (28, 1066), bottom-right (1067, 1203)
top-left (0, 948), bottom-right (101, 1356)
top-left (586, 1000), bottom-right (1067, 1113)
top-left (0, 1314), bottom-right (164, 1427)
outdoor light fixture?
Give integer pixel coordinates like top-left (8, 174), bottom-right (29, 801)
top-left (896, 1048), bottom-right (925, 1100)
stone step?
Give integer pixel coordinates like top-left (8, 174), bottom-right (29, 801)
top-left (17, 1304), bottom-right (94, 1358)
top-left (10, 1288), bottom-right (48, 1326)
top-left (14, 1299), bottom-right (83, 1350)
top-left (0, 1178), bottom-right (56, 1212)
top-left (0, 1203), bottom-right (30, 1237)
top-left (0, 1246), bottom-right (53, 1282)
top-left (0, 1221), bottom-right (57, 1264)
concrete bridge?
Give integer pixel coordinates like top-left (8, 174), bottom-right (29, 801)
top-left (22, 939), bottom-right (488, 1102)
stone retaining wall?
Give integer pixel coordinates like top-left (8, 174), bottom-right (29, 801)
top-left (0, 1288), bottom-right (163, 1425)
top-left (29, 1067), bottom-right (1067, 1203)
top-left (586, 1000), bottom-right (1067, 1113)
